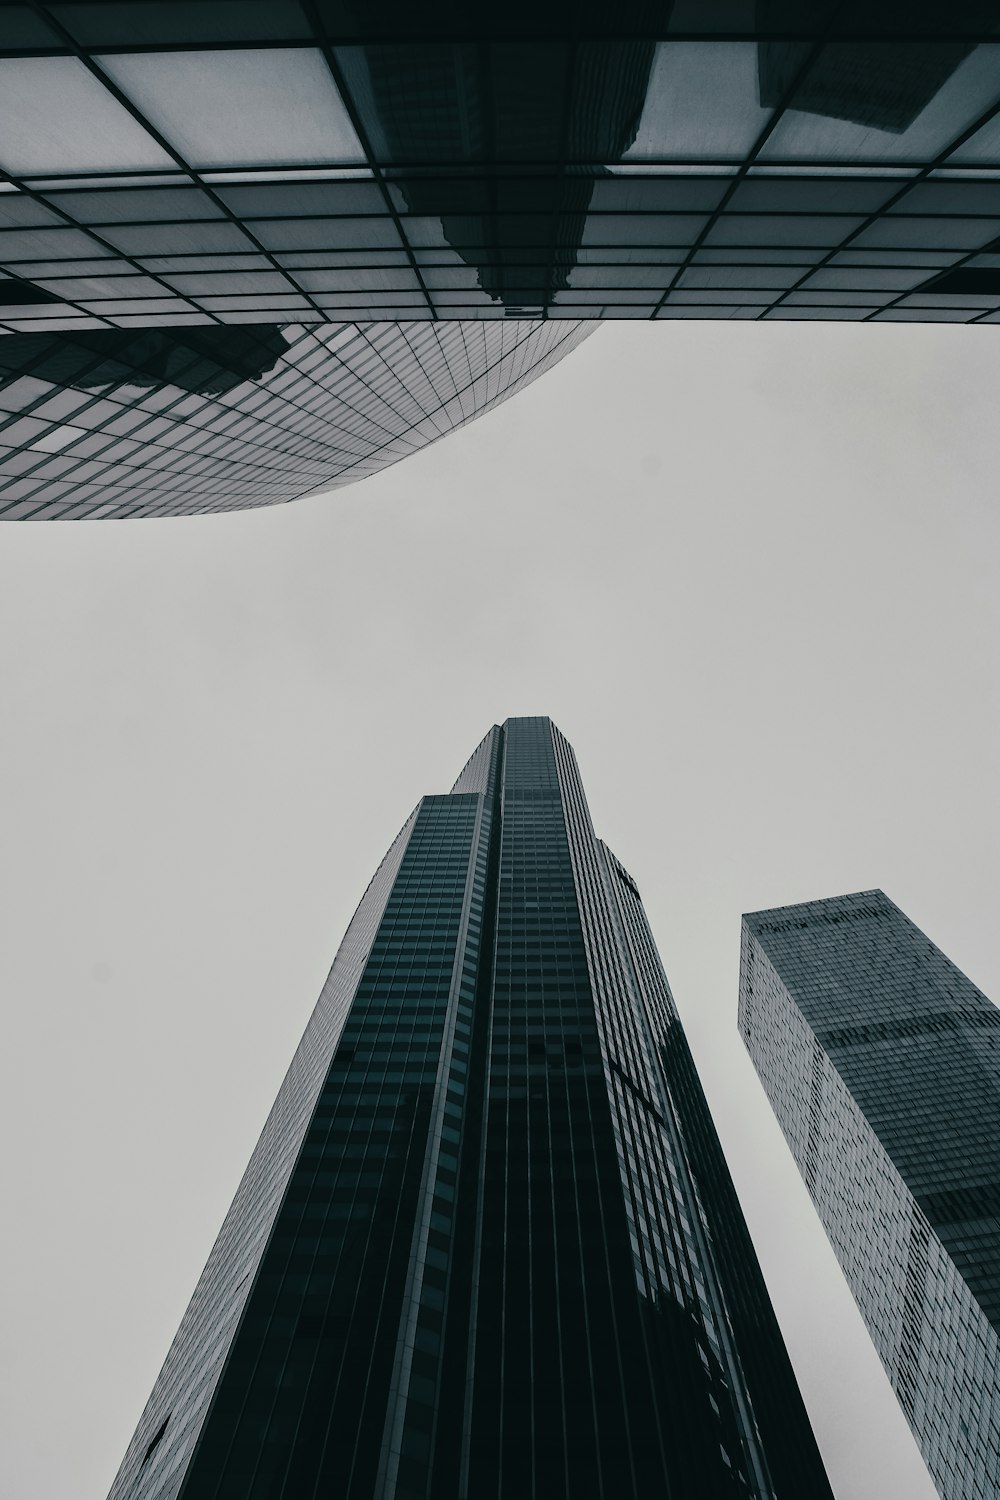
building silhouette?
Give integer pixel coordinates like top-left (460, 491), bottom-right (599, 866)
top-left (740, 889), bottom-right (1000, 1500)
top-left (110, 718), bottom-right (833, 1500)
top-left (5, 4), bottom-right (1000, 515)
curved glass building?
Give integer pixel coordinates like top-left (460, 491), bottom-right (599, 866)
top-left (0, 319), bottom-right (592, 517)
top-left (4, 2), bottom-right (1000, 516)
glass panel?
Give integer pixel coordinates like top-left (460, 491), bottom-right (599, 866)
top-left (668, 289), bottom-right (770, 304)
top-left (803, 266), bottom-right (931, 290)
top-left (746, 163), bottom-right (919, 176)
top-left (25, 174), bottom-right (192, 189)
top-left (78, 298), bottom-right (195, 315)
top-left (830, 247), bottom-right (959, 266)
top-left (196, 294), bottom-right (313, 310)
top-left (568, 42), bottom-right (660, 163)
top-left (566, 265), bottom-right (672, 289)
top-left (215, 182), bottom-right (386, 217)
top-left (0, 58), bottom-right (173, 174)
top-left (138, 255), bottom-right (274, 272)
top-left (427, 290), bottom-right (501, 308)
top-left (201, 167), bottom-right (374, 182)
top-left (889, 180), bottom-right (1000, 214)
top-left (276, 249), bottom-right (409, 268)
top-left (678, 264), bottom-right (804, 288)
top-left (4, 258), bottom-right (121, 277)
top-left (336, 44), bottom-right (482, 164)
top-left (43, 187), bottom-right (225, 223)
top-left (850, 215), bottom-right (1000, 249)
top-left (0, 198), bottom-right (65, 229)
top-left (588, 178), bottom-right (727, 212)
top-left (98, 48), bottom-right (365, 167)
top-left (580, 214), bottom-right (707, 246)
top-left (694, 247), bottom-right (823, 264)
top-left (250, 217), bottom-right (402, 250)
top-left (575, 246), bottom-right (686, 264)
top-left (761, 43), bottom-right (1000, 163)
top-left (726, 177), bottom-right (897, 212)
top-left (549, 288), bottom-right (657, 303)
top-left (766, 306), bottom-right (878, 319)
top-left (781, 290), bottom-right (887, 305)
top-left (873, 306), bottom-right (973, 320)
top-left (0, 226), bottom-right (114, 260)
top-left (895, 290), bottom-right (1000, 307)
top-left (294, 267), bottom-right (421, 292)
top-left (308, 288), bottom-right (425, 304)
top-left (162, 271), bottom-right (298, 295)
top-left (949, 111), bottom-right (1000, 164)
top-left (33, 274), bottom-right (166, 298)
top-left (623, 43), bottom-right (784, 161)
top-left (490, 44), bottom-right (573, 161)
top-left (99, 222), bottom-right (257, 255)
top-left (704, 214), bottom-right (864, 245)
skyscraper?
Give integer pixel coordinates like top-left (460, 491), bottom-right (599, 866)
top-left (6, 3), bottom-right (1000, 516)
top-left (739, 889), bottom-right (1000, 1500)
top-left (110, 718), bottom-right (833, 1500)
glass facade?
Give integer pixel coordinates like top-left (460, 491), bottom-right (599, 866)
top-left (6, 4), bottom-right (1000, 514)
top-left (109, 717), bottom-right (834, 1500)
top-left (0, 317), bottom-right (592, 517)
top-left (740, 889), bottom-right (1000, 1500)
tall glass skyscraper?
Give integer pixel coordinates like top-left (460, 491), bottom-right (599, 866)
top-left (739, 889), bottom-right (1000, 1500)
top-left (5, 3), bottom-right (1000, 516)
top-left (110, 718), bottom-right (833, 1500)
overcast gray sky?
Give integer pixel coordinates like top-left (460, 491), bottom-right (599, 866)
top-left (1, 320), bottom-right (997, 1500)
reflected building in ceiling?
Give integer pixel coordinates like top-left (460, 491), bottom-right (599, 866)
top-left (4, 3), bottom-right (1000, 516)
top-left (740, 890), bottom-right (1000, 1500)
top-left (109, 718), bottom-right (834, 1500)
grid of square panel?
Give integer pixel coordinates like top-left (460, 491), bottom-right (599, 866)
top-left (0, 317), bottom-right (592, 517)
top-left (3, 5), bottom-right (1000, 331)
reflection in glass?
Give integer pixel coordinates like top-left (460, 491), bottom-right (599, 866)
top-left (759, 42), bottom-right (1000, 162)
top-left (0, 325), bottom-right (289, 396)
top-left (98, 49), bottom-right (366, 168)
top-left (338, 40), bottom-right (657, 308)
top-left (625, 43), bottom-right (781, 159)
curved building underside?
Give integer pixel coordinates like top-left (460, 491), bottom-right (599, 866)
top-left (0, 319), bottom-right (594, 518)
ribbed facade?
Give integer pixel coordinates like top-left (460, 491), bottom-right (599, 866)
top-left (740, 889), bottom-right (1000, 1500)
top-left (110, 718), bottom-right (832, 1500)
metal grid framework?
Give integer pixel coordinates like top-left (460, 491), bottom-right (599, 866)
top-left (4, 4), bottom-right (1000, 517)
top-left (739, 889), bottom-right (1000, 1500)
top-left (3, 4), bottom-right (1000, 334)
top-left (109, 718), bottom-right (834, 1500)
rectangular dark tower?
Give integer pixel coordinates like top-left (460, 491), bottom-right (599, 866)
top-left (739, 889), bottom-right (1000, 1500)
top-left (110, 719), bottom-right (833, 1500)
